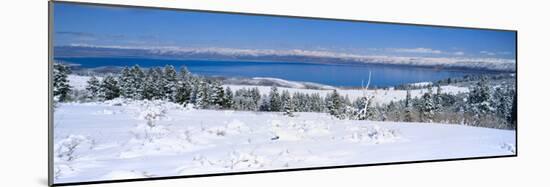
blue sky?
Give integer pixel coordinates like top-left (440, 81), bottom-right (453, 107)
top-left (54, 2), bottom-right (516, 59)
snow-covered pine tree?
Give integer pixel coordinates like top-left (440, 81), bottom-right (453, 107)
top-left (250, 87), bottom-right (261, 110)
top-left (326, 90), bottom-right (344, 119)
top-left (468, 77), bottom-right (493, 115)
top-left (118, 67), bottom-right (133, 99)
top-left (281, 90), bottom-right (294, 116)
top-left (492, 85), bottom-right (515, 127)
top-left (310, 93), bottom-right (323, 112)
top-left (291, 92), bottom-right (302, 112)
top-left (129, 65), bottom-right (145, 100)
top-left (53, 63), bottom-right (72, 102)
top-left (404, 89), bottom-right (413, 122)
top-left (268, 86), bottom-right (282, 111)
top-left (99, 75), bottom-right (120, 100)
top-left (195, 80), bottom-right (209, 109)
top-left (222, 87), bottom-right (234, 109)
top-left (151, 67), bottom-right (166, 100)
top-left (259, 94), bottom-right (270, 111)
top-left (174, 67), bottom-right (193, 104)
top-left (141, 69), bottom-right (156, 100)
top-left (208, 81), bottom-right (225, 109)
top-left (85, 75), bottom-right (101, 100)
top-left (419, 86), bottom-right (435, 122)
top-left (163, 65), bottom-right (178, 102)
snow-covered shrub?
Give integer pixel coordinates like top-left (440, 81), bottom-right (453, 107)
top-left (55, 135), bottom-right (94, 162)
top-left (346, 125), bottom-right (400, 144)
top-left (225, 150), bottom-right (266, 170)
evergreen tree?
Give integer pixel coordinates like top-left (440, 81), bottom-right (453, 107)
top-left (195, 80), bottom-right (209, 108)
top-left (309, 93), bottom-right (323, 112)
top-left (174, 67), bottom-right (193, 104)
top-left (419, 87), bottom-right (435, 122)
top-left (141, 69), bottom-right (156, 100)
top-left (163, 65), bottom-right (178, 101)
top-left (222, 87), bottom-right (234, 109)
top-left (468, 77), bottom-right (493, 115)
top-left (53, 63), bottom-right (72, 102)
top-left (259, 95), bottom-right (270, 111)
top-left (85, 75), bottom-right (101, 99)
top-left (129, 65), bottom-right (145, 99)
top-left (151, 67), bottom-right (165, 100)
top-left (281, 90), bottom-right (294, 116)
top-left (268, 87), bottom-right (281, 111)
top-left (99, 75), bottom-right (120, 100)
top-left (404, 89), bottom-right (413, 122)
top-left (118, 67), bottom-right (133, 98)
top-left (250, 87), bottom-right (261, 110)
top-left (326, 90), bottom-right (344, 119)
top-left (209, 81), bottom-right (225, 109)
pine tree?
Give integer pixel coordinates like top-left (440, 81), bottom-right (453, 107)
top-left (53, 63), bottom-right (72, 102)
top-left (222, 87), bottom-right (234, 109)
top-left (142, 69), bottom-right (156, 100)
top-left (151, 67), bottom-right (165, 100)
top-left (250, 87), bottom-right (261, 110)
top-left (85, 75), bottom-right (101, 99)
top-left (327, 90), bottom-right (344, 119)
top-left (209, 81), bottom-right (225, 109)
top-left (281, 90), bottom-right (294, 116)
top-left (118, 67), bottom-right (133, 98)
top-left (259, 95), bottom-right (270, 111)
top-left (174, 67), bottom-right (193, 104)
top-left (99, 75), bottom-right (120, 100)
top-left (404, 89), bottom-right (413, 122)
top-left (268, 86), bottom-right (281, 111)
top-left (195, 80), bottom-right (209, 108)
top-left (468, 77), bottom-right (493, 115)
top-left (163, 65), bottom-right (178, 101)
top-left (129, 65), bottom-right (145, 99)
top-left (419, 87), bottom-right (435, 122)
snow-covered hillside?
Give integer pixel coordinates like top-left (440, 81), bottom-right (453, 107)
top-left (53, 99), bottom-right (515, 183)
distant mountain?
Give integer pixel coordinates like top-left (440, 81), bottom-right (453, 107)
top-left (54, 45), bottom-right (516, 72)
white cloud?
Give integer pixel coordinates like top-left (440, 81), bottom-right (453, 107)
top-left (480, 51), bottom-right (496, 56)
top-left (389, 48), bottom-right (442, 54)
top-left (452, 51), bottom-right (465, 56)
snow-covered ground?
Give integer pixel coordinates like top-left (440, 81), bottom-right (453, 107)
top-left (53, 99), bottom-right (515, 183)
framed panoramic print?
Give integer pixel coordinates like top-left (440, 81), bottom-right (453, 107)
top-left (49, 1), bottom-right (517, 186)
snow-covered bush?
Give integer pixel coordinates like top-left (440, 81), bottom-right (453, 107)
top-left (55, 135), bottom-right (95, 162)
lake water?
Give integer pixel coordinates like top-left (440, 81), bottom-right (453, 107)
top-left (55, 57), bottom-right (491, 87)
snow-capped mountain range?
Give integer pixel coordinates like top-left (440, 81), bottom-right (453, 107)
top-left (55, 44), bottom-right (516, 72)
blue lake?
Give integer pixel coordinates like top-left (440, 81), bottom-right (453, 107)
top-left (55, 57), bottom-right (493, 87)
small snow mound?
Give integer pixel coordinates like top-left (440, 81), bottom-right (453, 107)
top-left (269, 119), bottom-right (330, 141)
top-left (346, 125), bottom-right (400, 144)
top-left (226, 119), bottom-right (250, 133)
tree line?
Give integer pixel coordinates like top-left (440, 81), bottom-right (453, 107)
top-left (53, 63), bottom-right (516, 129)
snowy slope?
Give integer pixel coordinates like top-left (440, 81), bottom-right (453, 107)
top-left (53, 99), bottom-right (515, 183)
